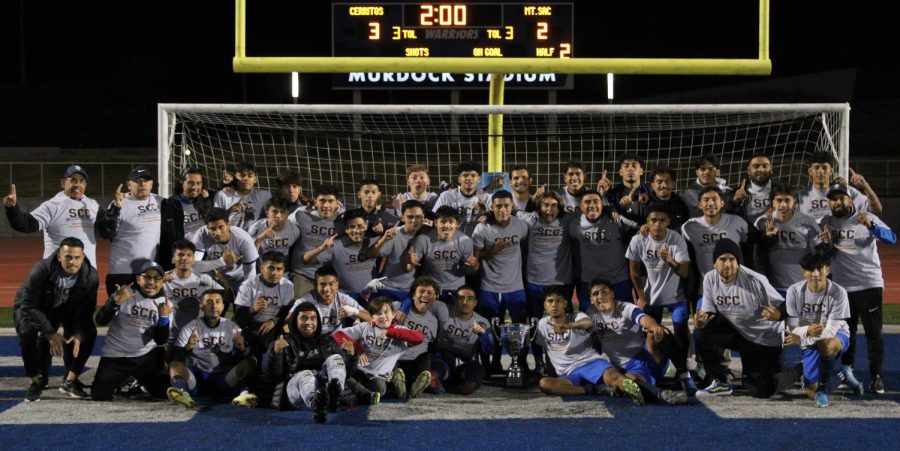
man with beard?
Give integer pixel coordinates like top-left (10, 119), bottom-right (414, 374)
top-left (509, 165), bottom-right (536, 212)
top-left (431, 286), bottom-right (493, 395)
top-left (798, 152), bottom-right (879, 222)
top-left (820, 182), bottom-right (895, 394)
top-left (730, 153), bottom-right (778, 270)
top-left (159, 167), bottom-right (214, 270)
top-left (292, 266), bottom-right (370, 335)
top-left (91, 261), bottom-right (172, 401)
top-left (4, 165), bottom-right (102, 268)
top-left (213, 161), bottom-right (272, 231)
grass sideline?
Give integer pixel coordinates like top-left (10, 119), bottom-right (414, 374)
top-left (1, 305), bottom-right (899, 329)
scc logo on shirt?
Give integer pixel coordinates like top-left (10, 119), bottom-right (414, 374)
top-left (310, 225), bottom-right (335, 235)
top-left (68, 208), bottom-right (93, 218)
top-left (594, 319), bottom-right (622, 333)
top-left (263, 238), bottom-right (290, 249)
top-left (701, 232), bottom-right (727, 243)
top-left (493, 236), bottom-right (519, 246)
top-left (129, 304), bottom-right (160, 323)
top-left (446, 323), bottom-right (473, 338)
top-left (802, 302), bottom-right (825, 314)
top-left (432, 250), bottom-right (459, 260)
top-left (715, 295), bottom-right (742, 306)
top-left (137, 204), bottom-right (159, 213)
top-left (583, 230), bottom-right (608, 242)
top-left (536, 227), bottom-right (561, 237)
top-left (201, 335), bottom-right (229, 347)
top-left (545, 331), bottom-right (570, 342)
top-left (170, 287), bottom-right (200, 299)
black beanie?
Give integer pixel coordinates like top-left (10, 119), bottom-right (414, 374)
top-left (712, 239), bottom-right (743, 265)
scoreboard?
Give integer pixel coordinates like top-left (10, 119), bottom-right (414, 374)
top-left (332, 3), bottom-right (574, 58)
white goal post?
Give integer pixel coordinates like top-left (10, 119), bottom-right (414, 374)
top-left (157, 103), bottom-right (849, 204)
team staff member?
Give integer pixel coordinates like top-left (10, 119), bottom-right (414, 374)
top-left (159, 167), bottom-right (214, 270)
top-left (14, 237), bottom-right (98, 401)
top-left (4, 165), bottom-right (102, 268)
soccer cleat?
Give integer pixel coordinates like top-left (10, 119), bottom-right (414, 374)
top-left (25, 380), bottom-right (42, 402)
top-left (870, 375), bottom-right (885, 394)
top-left (681, 377), bottom-right (698, 398)
top-left (231, 390), bottom-right (258, 408)
top-left (659, 389), bottom-right (689, 405)
top-left (312, 389), bottom-right (327, 424)
top-left (326, 379), bottom-right (340, 413)
top-left (167, 387), bottom-right (196, 409)
top-left (59, 378), bottom-right (89, 398)
top-left (391, 368), bottom-right (407, 399)
top-left (699, 379), bottom-right (733, 396)
top-left (837, 366), bottom-right (864, 396)
top-left (409, 371), bottom-right (431, 398)
top-left (815, 391), bottom-right (829, 408)
top-left (369, 391), bottom-right (381, 406)
top-left (621, 379), bottom-right (644, 405)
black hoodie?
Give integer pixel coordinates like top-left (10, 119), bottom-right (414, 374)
top-left (264, 302), bottom-right (350, 381)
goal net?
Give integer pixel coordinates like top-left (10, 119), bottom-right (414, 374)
top-left (157, 104), bottom-right (849, 204)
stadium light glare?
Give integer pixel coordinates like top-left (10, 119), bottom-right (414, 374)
top-left (291, 72), bottom-right (299, 99)
top-left (607, 73), bottom-right (614, 101)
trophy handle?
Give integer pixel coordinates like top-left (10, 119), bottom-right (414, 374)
top-left (525, 317), bottom-right (539, 346)
top-left (490, 317), bottom-right (502, 342)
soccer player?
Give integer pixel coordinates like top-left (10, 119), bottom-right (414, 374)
top-left (681, 155), bottom-right (733, 218)
top-left (472, 190), bottom-right (529, 370)
top-left (509, 164), bottom-right (536, 212)
top-left (333, 297), bottom-right (424, 403)
top-left (626, 204), bottom-right (694, 393)
top-left (163, 239), bottom-right (226, 344)
top-left (289, 184), bottom-right (341, 298)
top-left (233, 251), bottom-right (295, 353)
top-left (693, 240), bottom-right (792, 398)
top-left (213, 161), bottom-right (272, 231)
top-left (167, 289), bottom-right (258, 409)
top-left (159, 167), bottom-right (213, 270)
top-left (367, 200), bottom-right (427, 305)
top-left (274, 168), bottom-right (308, 213)
top-left (4, 165), bottom-right (101, 268)
top-left (389, 164), bottom-right (438, 215)
top-left (560, 160), bottom-right (588, 213)
top-left (432, 161), bottom-right (492, 237)
top-left (248, 197), bottom-right (301, 258)
top-left (641, 167), bottom-right (690, 231)
top-left (730, 152), bottom-right (778, 269)
top-left (820, 182), bottom-right (896, 394)
top-left (566, 277), bottom-right (688, 404)
top-left (346, 178), bottom-right (398, 237)
top-left (91, 261), bottom-right (172, 401)
top-left (391, 276), bottom-right (447, 398)
top-left (303, 209), bottom-right (376, 302)
top-left (568, 190), bottom-right (636, 311)
top-left (431, 286), bottom-right (494, 395)
top-left (293, 265), bottom-right (370, 336)
top-left (407, 205), bottom-right (479, 305)
top-left (264, 302), bottom-right (353, 422)
top-left (783, 253), bottom-right (855, 407)
top-left (14, 237), bottom-right (98, 401)
top-left (597, 153), bottom-right (653, 225)
top-left (753, 184), bottom-right (822, 293)
top-left (797, 153), bottom-right (870, 222)
top-left (681, 186), bottom-right (749, 295)
top-left (190, 207), bottom-right (260, 301)
top-left (96, 166), bottom-right (164, 295)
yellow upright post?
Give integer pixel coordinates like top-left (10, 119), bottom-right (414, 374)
top-left (488, 74), bottom-right (505, 173)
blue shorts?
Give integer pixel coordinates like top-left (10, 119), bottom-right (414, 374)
top-left (576, 279), bottom-right (633, 312)
top-left (646, 301), bottom-right (690, 324)
top-left (802, 333), bottom-right (850, 384)
top-left (562, 358), bottom-right (613, 386)
top-left (187, 367), bottom-right (240, 397)
top-left (618, 350), bottom-right (664, 386)
top-left (477, 289), bottom-right (527, 322)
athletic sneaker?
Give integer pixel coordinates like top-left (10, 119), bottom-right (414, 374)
top-left (25, 381), bottom-right (42, 402)
top-left (837, 366), bottom-right (864, 396)
top-left (326, 379), bottom-right (340, 413)
top-left (681, 377), bottom-right (698, 398)
top-left (369, 391), bottom-right (381, 405)
top-left (312, 389), bottom-right (327, 424)
top-left (59, 378), bottom-right (89, 398)
top-left (658, 389), bottom-right (689, 405)
top-left (870, 375), bottom-right (885, 394)
top-left (699, 379), bottom-right (733, 396)
top-left (391, 368), bottom-right (407, 399)
top-left (621, 379), bottom-right (644, 405)
top-left (231, 390), bottom-right (258, 408)
top-left (409, 371), bottom-right (431, 398)
top-left (815, 391), bottom-right (829, 408)
top-left (167, 387), bottom-right (196, 409)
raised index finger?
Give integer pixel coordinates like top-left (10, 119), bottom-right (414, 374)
top-left (116, 183), bottom-right (124, 193)
top-left (739, 178), bottom-right (747, 190)
top-left (9, 184), bottom-right (15, 195)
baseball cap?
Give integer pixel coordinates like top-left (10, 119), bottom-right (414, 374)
top-left (139, 261), bottom-right (165, 276)
top-left (826, 182), bottom-right (850, 200)
top-left (127, 167), bottom-right (154, 181)
top-left (63, 165), bottom-right (88, 180)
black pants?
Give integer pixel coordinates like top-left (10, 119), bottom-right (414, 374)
top-left (17, 320), bottom-right (96, 381)
top-left (397, 352), bottom-right (432, 388)
top-left (841, 287), bottom-right (884, 377)
top-left (645, 306), bottom-right (690, 376)
top-left (694, 315), bottom-right (781, 398)
top-left (91, 348), bottom-right (168, 401)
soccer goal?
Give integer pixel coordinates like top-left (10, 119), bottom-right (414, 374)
top-left (157, 103), bottom-right (849, 204)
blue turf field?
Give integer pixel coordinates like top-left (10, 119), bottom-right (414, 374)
top-left (1, 335), bottom-right (898, 450)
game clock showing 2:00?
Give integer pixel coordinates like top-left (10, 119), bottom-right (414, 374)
top-left (333, 3), bottom-right (573, 58)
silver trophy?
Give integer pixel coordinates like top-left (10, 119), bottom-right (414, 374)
top-left (492, 318), bottom-right (538, 388)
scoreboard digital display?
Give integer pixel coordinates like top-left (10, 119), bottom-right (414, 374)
top-left (333, 3), bottom-right (574, 58)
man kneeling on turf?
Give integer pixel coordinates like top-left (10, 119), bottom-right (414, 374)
top-left (167, 289), bottom-right (258, 408)
top-left (264, 302), bottom-right (354, 423)
top-left (562, 277), bottom-right (688, 405)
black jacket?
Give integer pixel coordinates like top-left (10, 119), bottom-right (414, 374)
top-left (13, 254), bottom-right (99, 341)
top-left (158, 193), bottom-right (214, 270)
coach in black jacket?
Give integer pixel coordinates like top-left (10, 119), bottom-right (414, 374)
top-left (14, 237), bottom-right (98, 401)
top-left (158, 167), bottom-right (215, 270)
